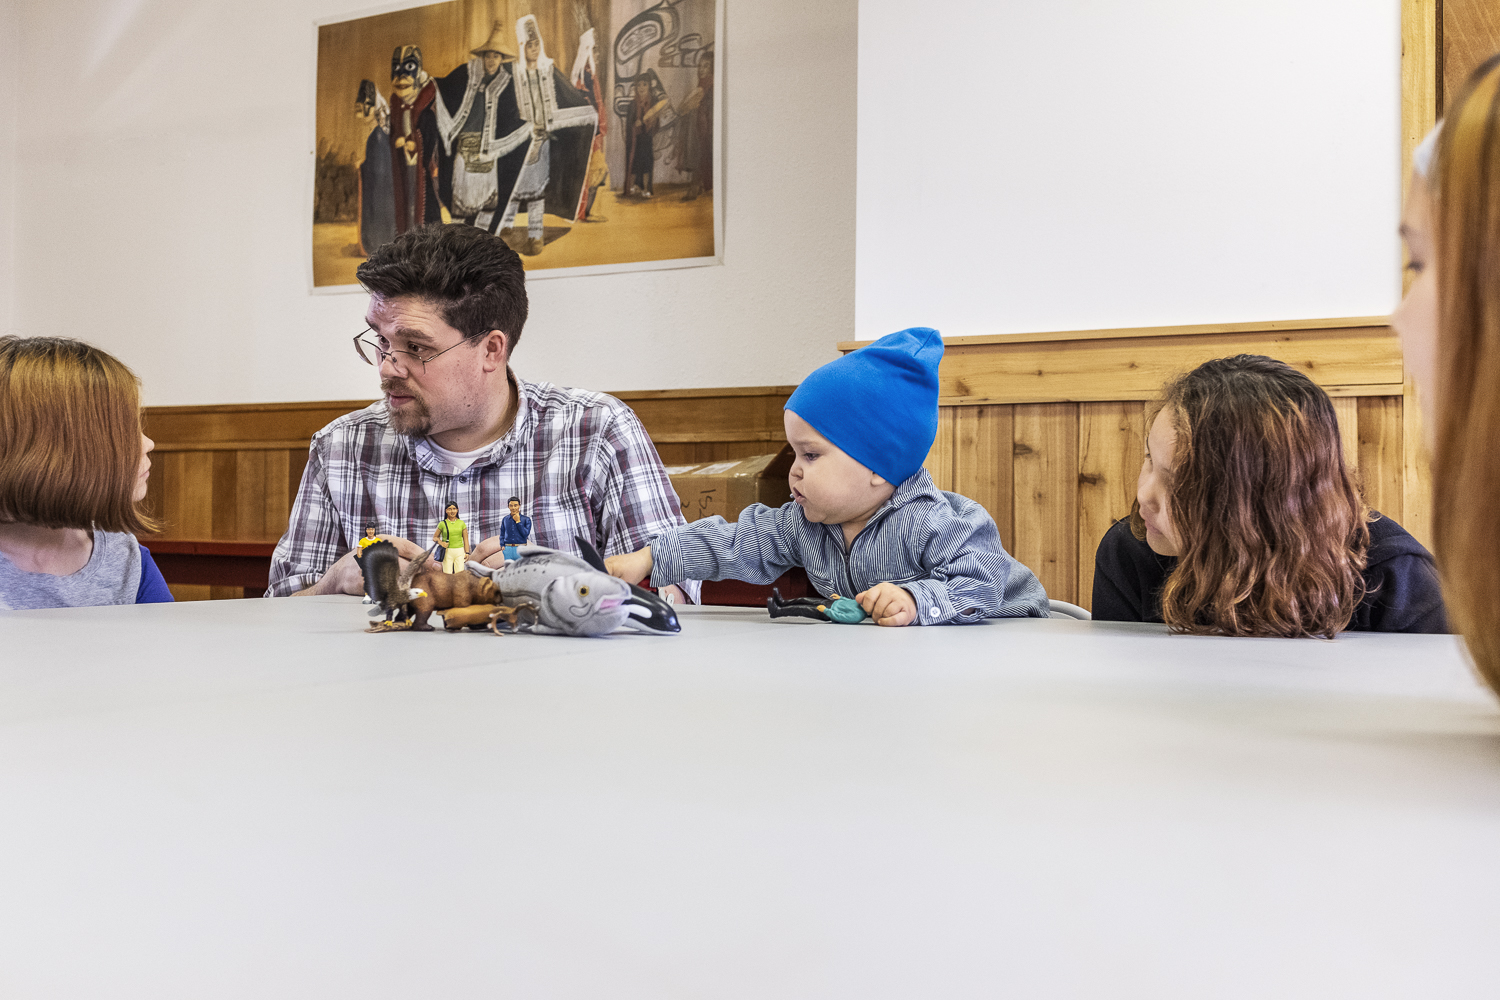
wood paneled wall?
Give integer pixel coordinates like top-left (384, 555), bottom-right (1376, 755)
top-left (1442, 0), bottom-right (1500, 112)
top-left (614, 387), bottom-right (795, 464)
top-left (141, 391), bottom-right (795, 539)
top-left (918, 394), bottom-right (1411, 609)
top-left (141, 391), bottom-right (794, 600)
top-left (141, 402), bottom-right (371, 600)
top-left (142, 402), bottom-right (366, 544)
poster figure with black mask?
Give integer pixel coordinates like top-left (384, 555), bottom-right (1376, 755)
top-left (387, 45), bottom-right (440, 234)
top-left (314, 0), bottom-right (721, 285)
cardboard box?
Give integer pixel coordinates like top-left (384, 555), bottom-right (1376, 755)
top-left (663, 445), bottom-right (794, 523)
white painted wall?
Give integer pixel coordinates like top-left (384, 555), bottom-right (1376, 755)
top-left (0, 0), bottom-right (16, 338)
top-left (856, 0), bottom-right (1403, 340)
top-left (10, 0), bottom-right (856, 406)
top-left (6, 0), bottom-right (1408, 403)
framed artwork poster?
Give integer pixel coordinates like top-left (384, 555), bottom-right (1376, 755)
top-left (312, 0), bottom-right (722, 288)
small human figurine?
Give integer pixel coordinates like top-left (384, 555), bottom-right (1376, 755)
top-left (498, 495), bottom-right (532, 561)
top-left (766, 588), bottom-right (869, 624)
top-left (431, 502), bottom-right (470, 574)
top-left (356, 523), bottom-right (381, 602)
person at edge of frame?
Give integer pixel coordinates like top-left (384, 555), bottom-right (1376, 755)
top-left (1391, 54), bottom-right (1500, 697)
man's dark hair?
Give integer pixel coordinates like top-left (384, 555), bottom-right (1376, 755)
top-left (357, 224), bottom-right (529, 355)
top-left (508, 495), bottom-right (521, 504)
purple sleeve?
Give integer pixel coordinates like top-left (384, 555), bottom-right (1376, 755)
top-left (135, 545), bottom-right (174, 604)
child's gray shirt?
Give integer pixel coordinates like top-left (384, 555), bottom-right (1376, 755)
top-left (648, 469), bottom-right (1050, 624)
top-left (0, 530), bottom-right (143, 611)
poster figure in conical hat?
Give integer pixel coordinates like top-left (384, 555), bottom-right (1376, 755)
top-left (498, 15), bottom-right (598, 256)
top-left (429, 23), bottom-right (530, 232)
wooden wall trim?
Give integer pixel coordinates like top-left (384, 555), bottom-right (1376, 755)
top-left (836, 316), bottom-right (1391, 352)
top-left (855, 323), bottom-right (1404, 407)
top-left (1401, 0), bottom-right (1440, 547)
top-left (611, 386), bottom-right (800, 401)
top-left (1403, 0), bottom-right (1441, 192)
top-left (144, 400), bottom-right (379, 415)
top-left (153, 439), bottom-right (318, 453)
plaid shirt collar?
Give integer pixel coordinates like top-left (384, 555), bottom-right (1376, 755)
top-left (407, 367), bottom-right (537, 474)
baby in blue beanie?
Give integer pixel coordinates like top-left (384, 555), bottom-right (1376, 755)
top-left (606, 328), bottom-right (1050, 625)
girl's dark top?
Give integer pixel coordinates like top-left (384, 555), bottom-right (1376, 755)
top-left (1091, 513), bottom-right (1449, 633)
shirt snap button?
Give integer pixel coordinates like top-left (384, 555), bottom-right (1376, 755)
top-left (929, 607), bottom-right (940, 616)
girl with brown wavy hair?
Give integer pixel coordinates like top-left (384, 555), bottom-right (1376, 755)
top-left (1391, 55), bottom-right (1500, 692)
top-left (0, 337), bottom-right (173, 609)
top-left (1091, 355), bottom-right (1447, 637)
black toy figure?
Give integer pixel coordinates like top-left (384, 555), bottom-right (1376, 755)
top-left (766, 587), bottom-right (870, 624)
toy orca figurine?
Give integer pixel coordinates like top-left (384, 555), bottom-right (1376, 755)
top-left (573, 536), bottom-right (681, 635)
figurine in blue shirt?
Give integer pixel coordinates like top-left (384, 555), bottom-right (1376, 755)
top-left (497, 495), bottom-right (532, 560)
top-left (605, 327), bottom-right (1050, 626)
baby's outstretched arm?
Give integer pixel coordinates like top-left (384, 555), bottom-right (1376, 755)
top-left (856, 582), bottom-right (917, 627)
top-left (606, 546), bottom-right (654, 585)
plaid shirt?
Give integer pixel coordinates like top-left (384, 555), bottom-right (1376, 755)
top-left (267, 373), bottom-right (697, 599)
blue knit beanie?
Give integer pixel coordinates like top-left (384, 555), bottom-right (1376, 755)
top-left (785, 327), bottom-right (943, 486)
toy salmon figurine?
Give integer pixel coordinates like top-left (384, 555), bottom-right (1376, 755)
top-left (464, 538), bottom-right (681, 638)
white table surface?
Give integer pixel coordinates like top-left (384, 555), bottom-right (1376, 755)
top-left (1, 598), bottom-right (1497, 999)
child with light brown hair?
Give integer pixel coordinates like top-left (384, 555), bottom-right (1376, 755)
top-left (0, 337), bottom-right (172, 609)
top-left (1092, 355), bottom-right (1446, 637)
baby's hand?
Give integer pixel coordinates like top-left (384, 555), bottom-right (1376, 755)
top-left (605, 546), bottom-right (653, 585)
top-left (855, 582), bottom-right (917, 627)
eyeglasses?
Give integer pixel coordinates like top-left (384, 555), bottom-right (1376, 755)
top-left (353, 329), bottom-right (467, 374)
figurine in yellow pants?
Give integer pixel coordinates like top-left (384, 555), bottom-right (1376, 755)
top-left (432, 502), bottom-right (470, 574)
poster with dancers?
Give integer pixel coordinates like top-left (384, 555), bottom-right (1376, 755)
top-left (313, 0), bottom-right (720, 288)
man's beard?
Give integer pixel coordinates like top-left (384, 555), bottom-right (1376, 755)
top-left (382, 377), bottom-right (433, 437)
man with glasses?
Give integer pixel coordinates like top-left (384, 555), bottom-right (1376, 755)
top-left (266, 223), bottom-right (695, 602)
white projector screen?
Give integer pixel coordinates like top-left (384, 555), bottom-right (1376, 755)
top-left (855, 0), bottom-right (1402, 341)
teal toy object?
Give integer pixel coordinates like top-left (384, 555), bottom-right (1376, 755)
top-left (823, 597), bottom-right (869, 623)
top-left (766, 588), bottom-right (870, 624)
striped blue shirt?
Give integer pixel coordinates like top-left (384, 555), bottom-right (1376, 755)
top-left (648, 469), bottom-right (1050, 624)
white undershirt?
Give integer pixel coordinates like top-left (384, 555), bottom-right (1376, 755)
top-left (421, 438), bottom-right (490, 475)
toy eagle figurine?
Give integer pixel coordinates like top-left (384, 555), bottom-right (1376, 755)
top-left (357, 540), bottom-right (498, 632)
